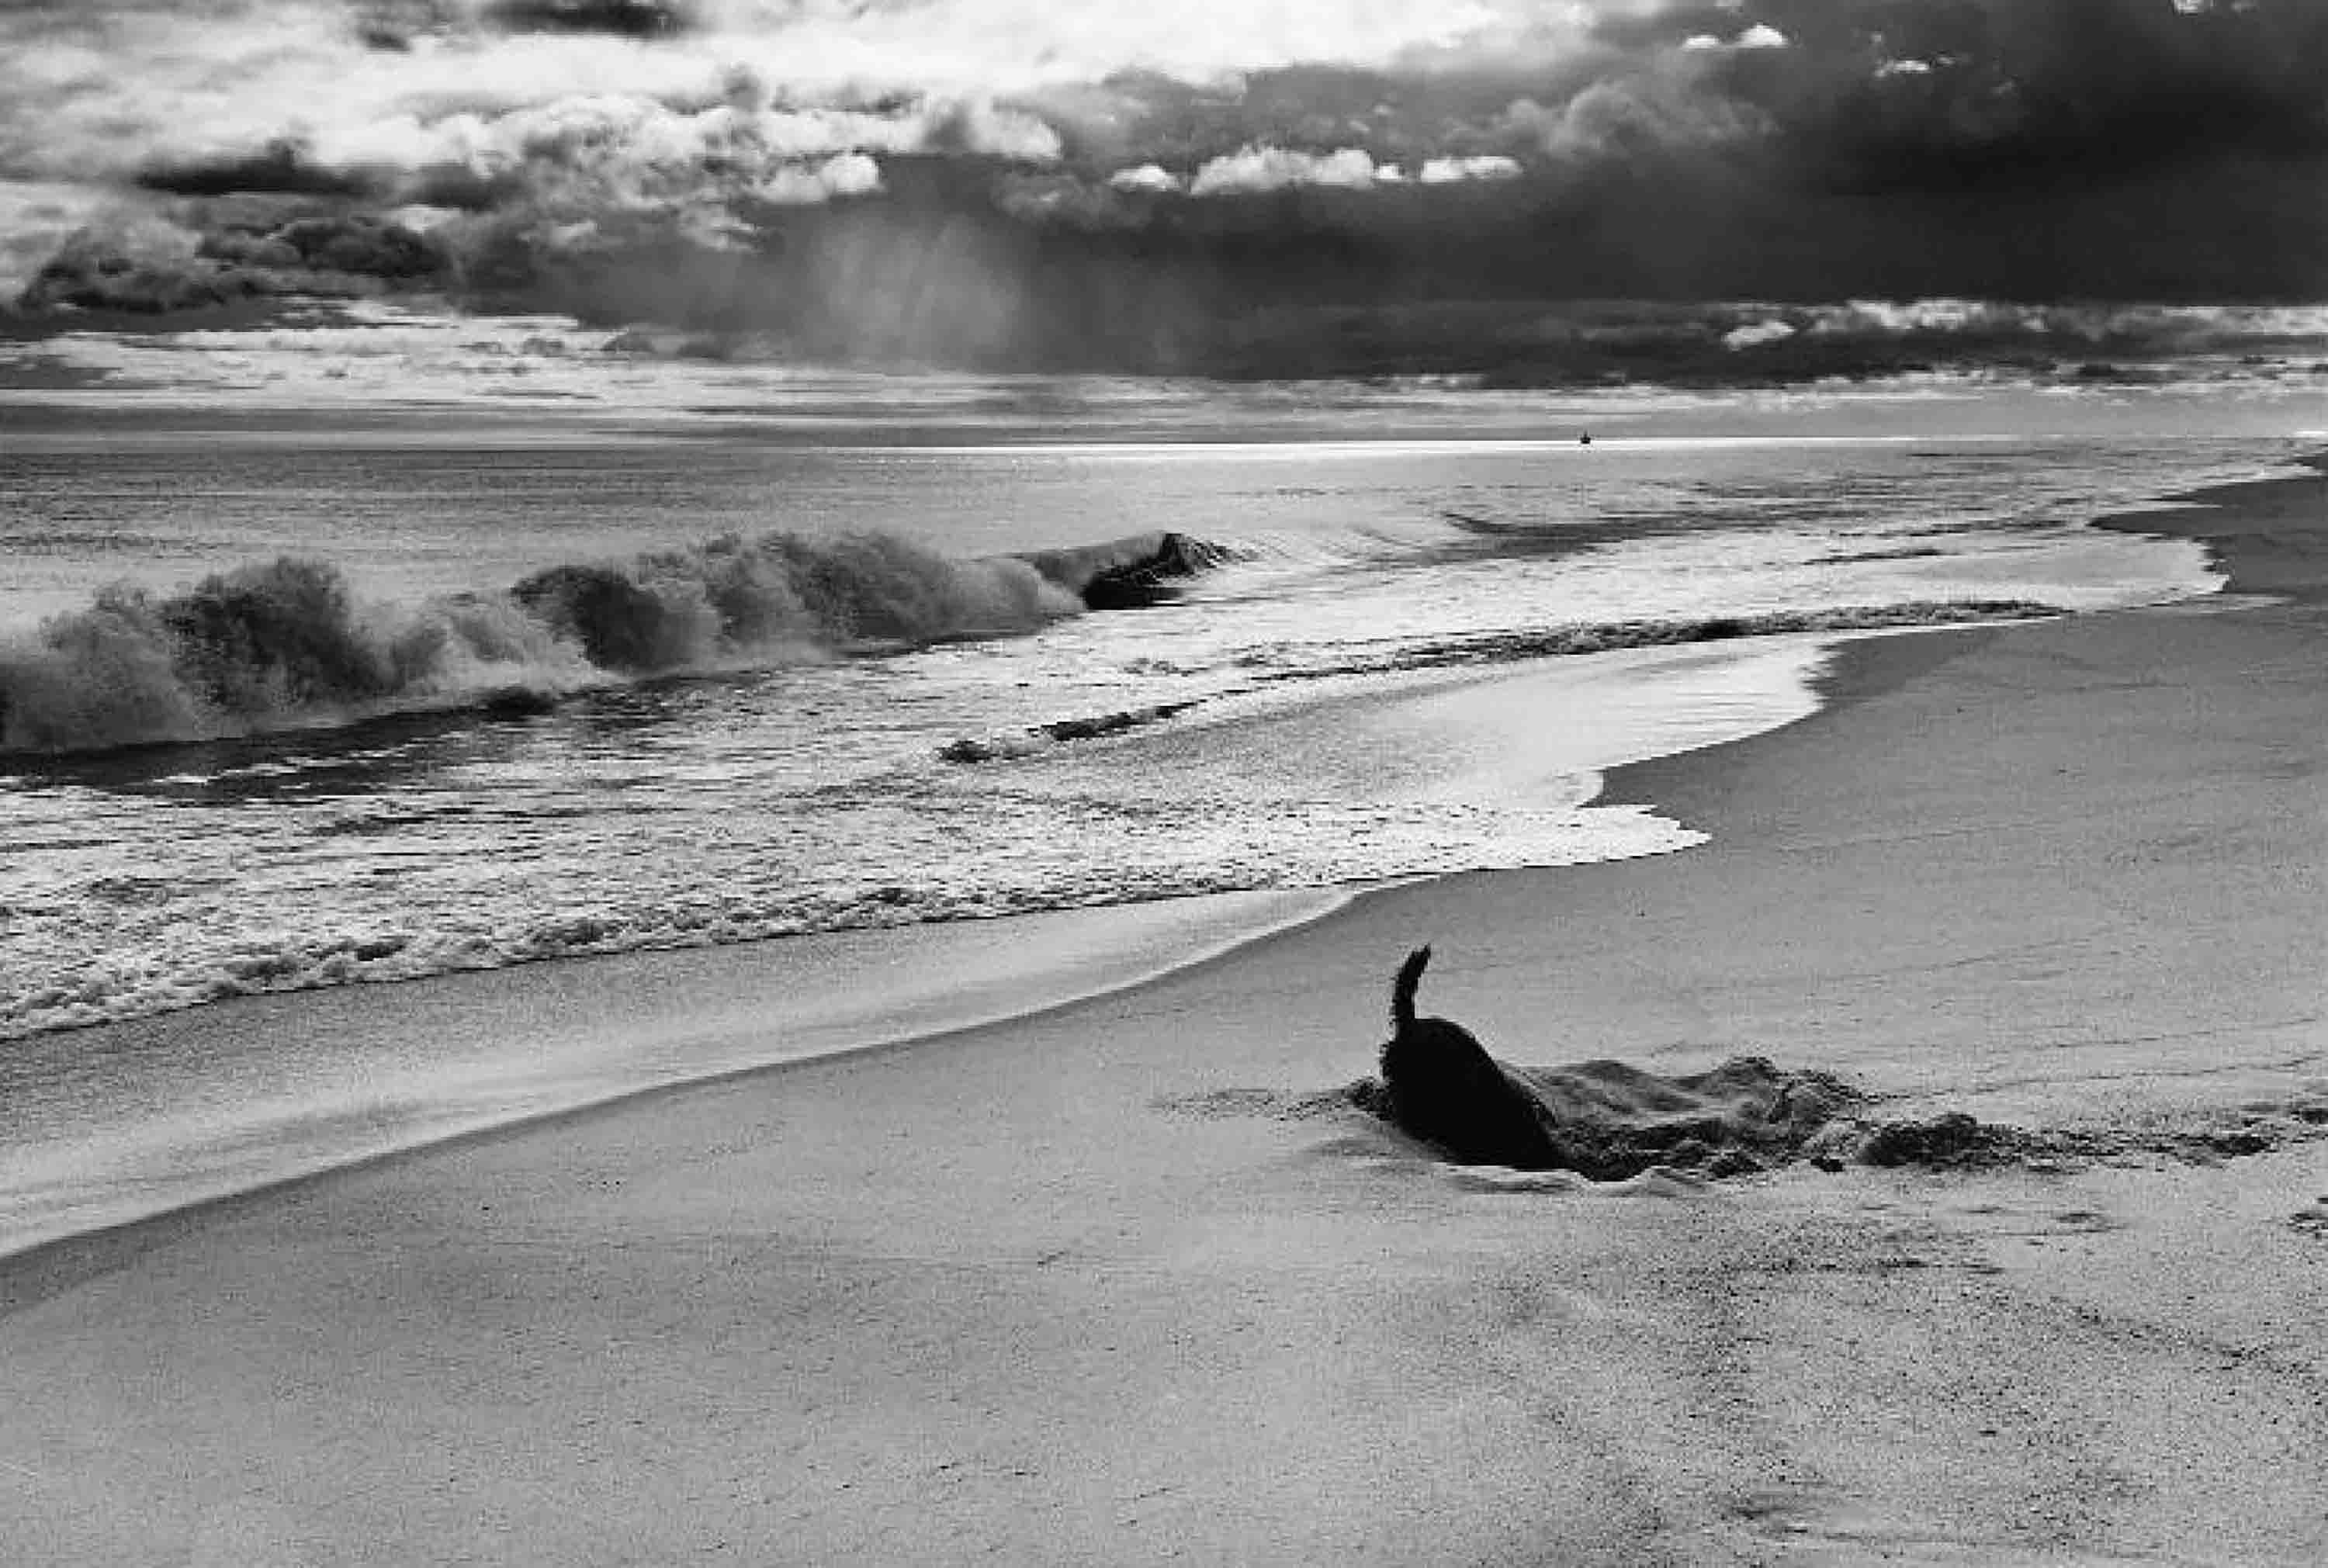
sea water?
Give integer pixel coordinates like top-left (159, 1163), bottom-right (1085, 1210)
top-left (2, 321), bottom-right (2319, 1254)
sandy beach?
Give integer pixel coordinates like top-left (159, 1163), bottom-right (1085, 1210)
top-left (5, 466), bottom-right (2327, 1565)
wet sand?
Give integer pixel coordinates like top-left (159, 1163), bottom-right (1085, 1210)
top-left (5, 467), bottom-right (2326, 1565)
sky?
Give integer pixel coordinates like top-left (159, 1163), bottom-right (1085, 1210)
top-left (4, 0), bottom-right (2327, 376)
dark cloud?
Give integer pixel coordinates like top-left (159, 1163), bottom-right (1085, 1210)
top-left (416, 144), bottom-right (2324, 378)
top-left (352, 0), bottom-right (702, 47)
top-left (483, 0), bottom-right (695, 39)
top-left (1730, 0), bottom-right (2328, 192)
top-left (19, 204), bottom-right (447, 316)
top-left (136, 139), bottom-right (386, 199)
top-left (10, 0), bottom-right (2328, 376)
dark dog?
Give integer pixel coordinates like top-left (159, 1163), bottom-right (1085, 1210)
top-left (1378, 947), bottom-right (1558, 1167)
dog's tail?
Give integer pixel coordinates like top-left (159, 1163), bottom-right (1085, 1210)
top-left (1391, 945), bottom-right (1432, 1033)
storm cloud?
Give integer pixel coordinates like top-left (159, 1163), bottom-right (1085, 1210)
top-left (5, 0), bottom-right (2326, 375)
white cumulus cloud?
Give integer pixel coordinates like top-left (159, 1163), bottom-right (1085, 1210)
top-left (1107, 162), bottom-right (1183, 192)
top-left (1190, 145), bottom-right (1381, 196)
top-left (1684, 22), bottom-right (1787, 52)
top-left (1418, 154), bottom-right (1521, 183)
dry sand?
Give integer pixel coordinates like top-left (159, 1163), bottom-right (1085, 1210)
top-left (5, 469), bottom-right (2328, 1565)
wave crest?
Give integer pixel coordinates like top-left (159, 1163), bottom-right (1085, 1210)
top-left (512, 530), bottom-right (1085, 672)
top-left (1, 528), bottom-right (1237, 756)
top-left (0, 560), bottom-right (594, 753)
top-left (1018, 531), bottom-right (1241, 608)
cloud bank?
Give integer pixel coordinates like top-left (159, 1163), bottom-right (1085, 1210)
top-left (5, 0), bottom-right (2326, 376)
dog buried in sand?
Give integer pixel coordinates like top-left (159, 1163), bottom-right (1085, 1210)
top-left (1372, 946), bottom-right (1872, 1178)
top-left (1377, 946), bottom-right (1564, 1168)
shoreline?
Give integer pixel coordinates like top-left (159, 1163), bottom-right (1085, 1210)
top-left (2091, 452), bottom-right (2328, 602)
top-left (1608, 452), bottom-right (2328, 821)
top-left (5, 458), bottom-right (2326, 1562)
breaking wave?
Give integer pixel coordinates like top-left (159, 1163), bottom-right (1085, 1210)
top-left (0, 529), bottom-right (1231, 756)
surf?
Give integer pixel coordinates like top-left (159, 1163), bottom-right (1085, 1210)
top-left (0, 528), bottom-right (1237, 758)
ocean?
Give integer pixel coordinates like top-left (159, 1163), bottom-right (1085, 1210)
top-left (2, 321), bottom-right (2322, 1255)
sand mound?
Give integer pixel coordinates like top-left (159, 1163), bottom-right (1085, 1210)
top-left (1351, 1054), bottom-right (1866, 1180)
top-left (1346, 1061), bottom-right (2328, 1183)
